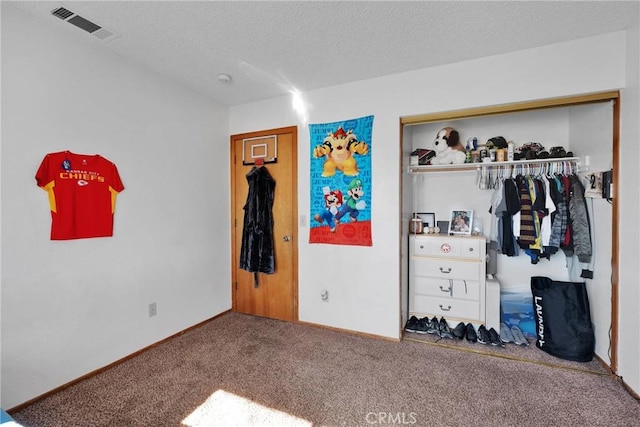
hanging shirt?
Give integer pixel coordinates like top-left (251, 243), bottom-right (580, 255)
top-left (540, 175), bottom-right (556, 247)
top-left (560, 175), bottom-right (573, 250)
top-left (489, 183), bottom-right (504, 245)
top-left (35, 151), bottom-right (124, 240)
top-left (548, 175), bottom-right (567, 251)
top-left (528, 176), bottom-right (544, 253)
top-left (517, 175), bottom-right (536, 249)
top-left (501, 178), bottom-right (520, 257)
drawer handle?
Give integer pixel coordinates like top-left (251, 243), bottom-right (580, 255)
top-left (439, 267), bottom-right (452, 274)
top-left (468, 247), bottom-right (474, 252)
top-left (439, 285), bottom-right (451, 293)
top-left (439, 304), bottom-right (452, 311)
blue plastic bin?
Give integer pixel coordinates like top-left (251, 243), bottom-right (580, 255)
top-left (501, 290), bottom-right (536, 338)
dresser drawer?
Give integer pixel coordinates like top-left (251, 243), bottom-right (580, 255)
top-left (413, 258), bottom-right (480, 280)
top-left (413, 236), bottom-right (483, 259)
top-left (413, 295), bottom-right (480, 320)
top-left (413, 277), bottom-right (480, 301)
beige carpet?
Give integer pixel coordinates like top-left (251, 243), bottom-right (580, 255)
top-left (11, 312), bottom-right (640, 427)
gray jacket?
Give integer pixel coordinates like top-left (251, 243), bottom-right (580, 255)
top-left (568, 175), bottom-right (592, 263)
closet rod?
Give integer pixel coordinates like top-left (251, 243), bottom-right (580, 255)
top-left (408, 157), bottom-right (580, 174)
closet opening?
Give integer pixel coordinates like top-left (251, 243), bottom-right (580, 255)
top-left (399, 91), bottom-right (620, 371)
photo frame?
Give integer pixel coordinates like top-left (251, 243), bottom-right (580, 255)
top-left (448, 210), bottom-right (473, 235)
top-left (417, 212), bottom-right (436, 228)
top-left (437, 221), bottom-right (449, 234)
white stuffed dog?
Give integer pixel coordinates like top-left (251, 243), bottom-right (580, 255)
top-left (431, 127), bottom-right (466, 165)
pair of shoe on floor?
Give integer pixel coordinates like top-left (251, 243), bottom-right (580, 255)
top-left (451, 322), bottom-right (503, 347)
top-left (499, 322), bottom-right (529, 346)
top-left (406, 317), bottom-right (530, 347)
top-left (404, 315), bottom-right (454, 338)
top-left (406, 316), bottom-right (500, 346)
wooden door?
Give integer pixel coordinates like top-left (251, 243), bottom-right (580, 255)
top-left (230, 126), bottom-right (298, 321)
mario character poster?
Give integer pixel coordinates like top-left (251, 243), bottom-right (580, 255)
top-left (309, 115), bottom-right (373, 246)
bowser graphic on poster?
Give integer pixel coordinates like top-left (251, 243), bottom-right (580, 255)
top-left (309, 115), bottom-right (373, 246)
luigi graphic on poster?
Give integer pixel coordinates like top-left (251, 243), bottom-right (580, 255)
top-left (335, 178), bottom-right (366, 224)
top-left (309, 115), bottom-right (373, 246)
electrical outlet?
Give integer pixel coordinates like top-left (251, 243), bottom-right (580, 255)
top-left (149, 302), bottom-right (157, 317)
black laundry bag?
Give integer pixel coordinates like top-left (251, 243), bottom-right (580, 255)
top-left (530, 276), bottom-right (595, 362)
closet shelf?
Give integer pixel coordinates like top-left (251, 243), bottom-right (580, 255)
top-left (408, 157), bottom-right (580, 174)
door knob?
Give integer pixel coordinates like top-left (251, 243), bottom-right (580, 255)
top-left (283, 235), bottom-right (292, 241)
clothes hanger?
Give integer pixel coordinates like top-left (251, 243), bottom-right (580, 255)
top-left (477, 166), bottom-right (485, 190)
top-left (494, 165), bottom-right (502, 189)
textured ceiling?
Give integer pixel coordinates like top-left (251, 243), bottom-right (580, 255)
top-left (6, 1), bottom-right (640, 106)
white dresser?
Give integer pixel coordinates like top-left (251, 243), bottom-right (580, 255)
top-left (409, 234), bottom-right (498, 330)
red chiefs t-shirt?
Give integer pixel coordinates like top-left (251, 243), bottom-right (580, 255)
top-left (36, 151), bottom-right (124, 240)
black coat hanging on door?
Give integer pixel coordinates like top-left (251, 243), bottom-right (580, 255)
top-left (240, 166), bottom-right (276, 286)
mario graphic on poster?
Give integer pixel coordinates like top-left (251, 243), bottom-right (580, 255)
top-left (309, 115), bottom-right (373, 246)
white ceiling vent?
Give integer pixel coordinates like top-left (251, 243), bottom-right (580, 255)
top-left (50, 6), bottom-right (120, 43)
top-left (92, 28), bottom-right (115, 40)
top-left (51, 7), bottom-right (73, 20)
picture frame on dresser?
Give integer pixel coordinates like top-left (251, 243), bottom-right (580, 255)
top-left (437, 221), bottom-right (449, 234)
top-left (448, 210), bottom-right (473, 235)
top-left (417, 212), bottom-right (436, 228)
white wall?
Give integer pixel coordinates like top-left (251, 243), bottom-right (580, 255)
top-left (569, 102), bottom-right (614, 364)
top-left (1, 5), bottom-right (231, 408)
top-left (230, 31), bottom-right (639, 394)
top-left (618, 21), bottom-right (640, 397)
